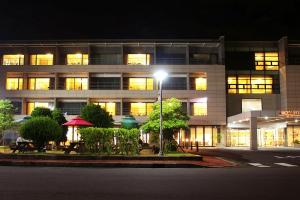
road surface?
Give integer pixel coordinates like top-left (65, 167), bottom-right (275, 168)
top-left (0, 166), bottom-right (299, 200)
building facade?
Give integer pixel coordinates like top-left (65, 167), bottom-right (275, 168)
top-left (0, 36), bottom-right (299, 149)
top-left (0, 38), bottom-right (226, 147)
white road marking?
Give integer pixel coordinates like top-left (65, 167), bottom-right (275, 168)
top-left (248, 163), bottom-right (270, 167)
top-left (274, 163), bottom-right (298, 167)
top-left (274, 156), bottom-right (284, 158)
top-left (274, 155), bottom-right (300, 159)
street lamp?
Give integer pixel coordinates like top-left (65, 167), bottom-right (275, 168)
top-left (153, 70), bottom-right (168, 156)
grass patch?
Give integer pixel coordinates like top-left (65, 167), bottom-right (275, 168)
top-left (164, 152), bottom-right (197, 157)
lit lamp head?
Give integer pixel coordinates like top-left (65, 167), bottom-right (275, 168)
top-left (154, 70), bottom-right (168, 82)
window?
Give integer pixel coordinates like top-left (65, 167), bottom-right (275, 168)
top-left (27, 102), bottom-right (51, 115)
top-left (66, 78), bottom-right (88, 90)
top-left (130, 103), bottom-right (153, 116)
top-left (227, 75), bottom-right (273, 94)
top-left (30, 54), bottom-right (53, 65)
top-left (28, 78), bottom-right (50, 90)
top-left (127, 54), bottom-right (150, 65)
top-left (94, 102), bottom-right (116, 116)
top-left (128, 78), bottom-right (153, 90)
top-left (195, 77), bottom-right (207, 90)
top-left (242, 99), bottom-right (262, 112)
top-left (6, 78), bottom-right (23, 90)
top-left (3, 55), bottom-right (24, 65)
top-left (255, 52), bottom-right (279, 70)
top-left (192, 98), bottom-right (207, 116)
top-left (67, 54), bottom-right (88, 65)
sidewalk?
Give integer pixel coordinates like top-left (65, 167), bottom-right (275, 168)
top-left (0, 156), bottom-right (236, 168)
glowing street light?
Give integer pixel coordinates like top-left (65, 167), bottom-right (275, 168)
top-left (153, 70), bottom-right (168, 156)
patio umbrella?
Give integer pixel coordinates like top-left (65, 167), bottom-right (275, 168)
top-left (63, 116), bottom-right (93, 142)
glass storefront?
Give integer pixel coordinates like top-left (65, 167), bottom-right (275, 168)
top-left (287, 126), bottom-right (300, 147)
top-left (227, 128), bottom-right (286, 147)
top-left (227, 129), bottom-right (250, 147)
top-left (176, 126), bottom-right (218, 147)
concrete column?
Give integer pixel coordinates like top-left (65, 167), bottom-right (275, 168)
top-left (55, 46), bottom-right (60, 65)
top-left (153, 44), bottom-right (157, 65)
top-left (23, 73), bottom-right (28, 90)
top-left (186, 45), bottom-right (189, 64)
top-left (186, 73), bottom-right (190, 90)
top-left (21, 98), bottom-right (27, 115)
top-left (250, 117), bottom-right (258, 150)
top-left (87, 72), bottom-right (91, 90)
top-left (24, 46), bottom-right (29, 66)
top-left (284, 127), bottom-right (288, 147)
top-left (0, 71), bottom-right (6, 99)
top-left (187, 100), bottom-right (191, 116)
top-left (54, 73), bottom-right (59, 90)
top-left (120, 73), bottom-right (123, 90)
top-left (120, 99), bottom-right (123, 116)
top-left (53, 98), bottom-right (58, 109)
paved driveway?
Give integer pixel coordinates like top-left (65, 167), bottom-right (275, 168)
top-left (192, 147), bottom-right (300, 168)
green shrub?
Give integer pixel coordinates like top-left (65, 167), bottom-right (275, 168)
top-left (80, 127), bottom-right (140, 155)
top-left (31, 107), bottom-right (52, 118)
top-left (20, 117), bottom-right (62, 151)
top-left (80, 104), bottom-right (114, 128)
top-left (51, 109), bottom-right (68, 143)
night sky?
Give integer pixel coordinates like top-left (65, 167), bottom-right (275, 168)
top-left (0, 0), bottom-right (299, 41)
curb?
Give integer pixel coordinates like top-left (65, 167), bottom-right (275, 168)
top-left (0, 154), bottom-right (203, 161)
top-left (0, 160), bottom-right (206, 168)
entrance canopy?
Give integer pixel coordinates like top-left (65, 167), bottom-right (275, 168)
top-left (228, 110), bottom-right (299, 129)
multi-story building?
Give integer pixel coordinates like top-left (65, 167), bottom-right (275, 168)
top-left (226, 37), bottom-right (300, 149)
top-left (0, 38), bottom-right (227, 147)
top-left (1, 36), bottom-right (300, 149)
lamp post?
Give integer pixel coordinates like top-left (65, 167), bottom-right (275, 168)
top-left (154, 70), bottom-right (168, 156)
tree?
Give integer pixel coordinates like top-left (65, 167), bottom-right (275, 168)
top-left (31, 107), bottom-right (52, 118)
top-left (80, 104), bottom-right (114, 128)
top-left (30, 107), bottom-right (68, 144)
top-left (0, 100), bottom-right (15, 142)
top-left (141, 98), bottom-right (189, 149)
top-left (20, 117), bottom-right (62, 151)
top-left (51, 109), bottom-right (68, 144)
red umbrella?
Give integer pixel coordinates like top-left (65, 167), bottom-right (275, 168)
top-left (63, 116), bottom-right (93, 142)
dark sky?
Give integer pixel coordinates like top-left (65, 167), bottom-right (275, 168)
top-left (0, 0), bottom-right (299, 41)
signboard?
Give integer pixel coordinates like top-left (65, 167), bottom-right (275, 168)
top-left (279, 111), bottom-right (300, 117)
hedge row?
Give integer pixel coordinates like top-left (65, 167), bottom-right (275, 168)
top-left (80, 128), bottom-right (140, 155)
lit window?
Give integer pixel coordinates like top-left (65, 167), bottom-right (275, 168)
top-left (129, 78), bottom-right (153, 90)
top-left (255, 52), bottom-right (278, 70)
top-left (28, 78), bottom-right (50, 90)
top-left (27, 102), bottom-right (50, 115)
top-left (127, 54), bottom-right (150, 65)
top-left (195, 77), bottom-right (207, 90)
top-left (193, 98), bottom-right (207, 116)
top-left (3, 55), bottom-right (24, 65)
top-left (66, 78), bottom-right (88, 90)
top-left (130, 103), bottom-right (153, 116)
top-left (242, 99), bottom-right (262, 112)
top-left (6, 78), bottom-right (23, 90)
top-left (67, 54), bottom-right (88, 65)
top-left (30, 54), bottom-right (53, 65)
top-left (94, 102), bottom-right (116, 116)
top-left (227, 75), bottom-right (273, 94)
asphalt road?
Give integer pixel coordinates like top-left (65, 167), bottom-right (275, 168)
top-left (0, 166), bottom-right (299, 200)
top-left (195, 148), bottom-right (300, 167)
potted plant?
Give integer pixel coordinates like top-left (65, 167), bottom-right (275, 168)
top-left (294, 139), bottom-right (300, 148)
